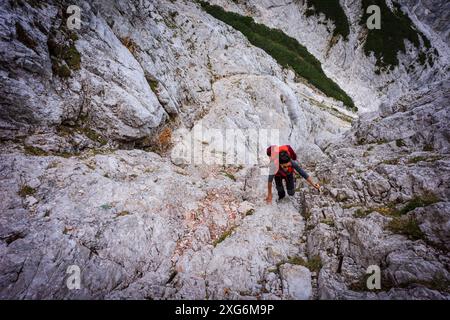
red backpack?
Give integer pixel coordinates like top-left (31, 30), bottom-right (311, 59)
top-left (266, 145), bottom-right (297, 160)
top-left (266, 145), bottom-right (297, 177)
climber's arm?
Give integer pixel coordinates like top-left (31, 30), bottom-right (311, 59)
top-left (292, 161), bottom-right (321, 190)
top-left (266, 175), bottom-right (274, 204)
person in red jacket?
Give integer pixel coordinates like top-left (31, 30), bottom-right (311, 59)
top-left (265, 145), bottom-right (320, 204)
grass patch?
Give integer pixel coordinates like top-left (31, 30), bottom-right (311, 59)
top-left (387, 216), bottom-right (425, 240)
top-left (57, 122), bottom-right (108, 147)
top-left (382, 158), bottom-right (400, 165)
top-left (145, 75), bottom-right (159, 94)
top-left (320, 217), bottom-right (335, 227)
top-left (83, 127), bottom-right (108, 146)
top-left (360, 0), bottom-right (433, 71)
top-left (18, 185), bottom-right (36, 198)
top-left (213, 226), bottom-right (236, 247)
top-left (198, 1), bottom-right (356, 111)
top-left (24, 145), bottom-right (48, 156)
top-left (354, 194), bottom-right (439, 219)
top-left (46, 14), bottom-right (81, 78)
top-left (222, 171), bottom-right (236, 181)
top-left (280, 255), bottom-right (323, 272)
top-left (245, 209), bottom-right (255, 216)
top-left (63, 45), bottom-right (81, 70)
top-left (408, 156), bottom-right (427, 164)
top-left (303, 255), bottom-right (323, 272)
top-left (397, 194), bottom-right (440, 216)
top-left (305, 0), bottom-right (350, 40)
top-left (353, 208), bottom-right (371, 218)
top-left (396, 139), bottom-right (406, 147)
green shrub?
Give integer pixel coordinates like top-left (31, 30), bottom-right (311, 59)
top-left (18, 185), bottom-right (36, 198)
top-left (283, 255), bottom-right (322, 272)
top-left (397, 194), bottom-right (439, 216)
top-left (360, 0), bottom-right (432, 70)
top-left (387, 216), bottom-right (425, 240)
top-left (213, 226), bottom-right (236, 247)
top-left (305, 0), bottom-right (350, 40)
top-left (24, 145), bottom-right (48, 156)
top-left (396, 139), bottom-right (406, 147)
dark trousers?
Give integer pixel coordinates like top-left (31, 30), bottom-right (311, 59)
top-left (275, 174), bottom-right (295, 199)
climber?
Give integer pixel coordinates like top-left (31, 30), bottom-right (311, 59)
top-left (265, 145), bottom-right (321, 204)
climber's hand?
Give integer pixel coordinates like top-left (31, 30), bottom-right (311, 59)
top-left (314, 183), bottom-right (321, 191)
top-left (266, 194), bottom-right (272, 204)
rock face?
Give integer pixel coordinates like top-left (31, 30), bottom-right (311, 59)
top-left (0, 0), bottom-right (449, 300)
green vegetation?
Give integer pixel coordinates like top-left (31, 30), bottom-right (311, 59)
top-left (57, 123), bottom-right (108, 147)
top-left (48, 39), bottom-right (81, 78)
top-left (320, 217), bottom-right (335, 227)
top-left (24, 145), bottom-right (48, 156)
top-left (83, 127), bottom-right (108, 146)
top-left (422, 144), bottom-right (434, 151)
top-left (275, 255), bottom-right (323, 272)
top-left (63, 45), bottom-right (81, 70)
top-left (382, 158), bottom-right (400, 165)
top-left (360, 0), bottom-right (433, 71)
top-left (198, 1), bottom-right (356, 111)
top-left (245, 209), bottom-right (255, 216)
top-left (145, 75), bottom-right (159, 94)
top-left (213, 226), bottom-right (236, 247)
top-left (284, 255), bottom-right (323, 272)
top-left (408, 155), bottom-right (427, 163)
top-left (18, 185), bottom-right (36, 198)
top-left (222, 171), bottom-right (236, 182)
top-left (353, 208), bottom-right (371, 218)
top-left (387, 216), bottom-right (425, 240)
top-left (47, 11), bottom-right (81, 78)
top-left (353, 194), bottom-right (440, 219)
top-left (305, 0), bottom-right (350, 40)
top-left (396, 194), bottom-right (439, 216)
top-left (396, 139), bottom-right (406, 147)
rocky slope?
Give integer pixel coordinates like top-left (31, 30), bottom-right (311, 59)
top-left (0, 0), bottom-right (449, 299)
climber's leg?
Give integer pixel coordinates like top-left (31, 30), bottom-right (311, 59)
top-left (286, 173), bottom-right (295, 196)
top-left (274, 176), bottom-right (286, 199)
